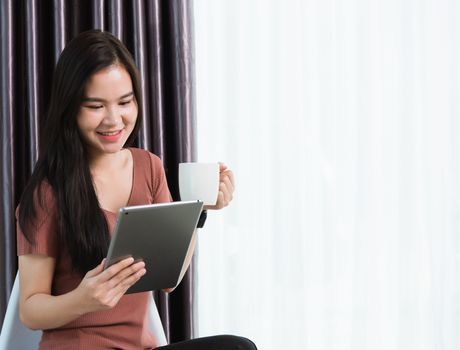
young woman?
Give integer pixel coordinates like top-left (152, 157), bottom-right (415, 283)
top-left (17, 30), bottom-right (256, 350)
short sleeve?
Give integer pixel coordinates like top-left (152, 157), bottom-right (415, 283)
top-left (149, 153), bottom-right (173, 204)
top-left (16, 182), bottom-right (59, 258)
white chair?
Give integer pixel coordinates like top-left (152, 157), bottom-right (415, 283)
top-left (148, 291), bottom-right (168, 347)
top-left (0, 272), bottom-right (167, 349)
top-left (0, 273), bottom-right (41, 350)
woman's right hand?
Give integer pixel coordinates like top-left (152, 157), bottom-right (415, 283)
top-left (75, 257), bottom-right (146, 313)
top-left (18, 255), bottom-right (146, 330)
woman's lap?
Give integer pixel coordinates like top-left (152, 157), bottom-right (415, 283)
top-left (155, 335), bottom-right (257, 350)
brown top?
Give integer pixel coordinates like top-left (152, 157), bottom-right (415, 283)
top-left (16, 148), bottom-right (172, 350)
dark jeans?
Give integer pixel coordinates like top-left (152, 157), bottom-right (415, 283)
top-left (155, 335), bottom-right (257, 350)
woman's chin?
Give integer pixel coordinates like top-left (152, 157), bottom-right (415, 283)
top-left (85, 143), bottom-right (124, 157)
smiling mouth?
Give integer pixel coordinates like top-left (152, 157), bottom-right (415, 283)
top-left (97, 130), bottom-right (122, 136)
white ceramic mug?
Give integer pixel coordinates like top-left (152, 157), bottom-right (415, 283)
top-left (178, 162), bottom-right (220, 205)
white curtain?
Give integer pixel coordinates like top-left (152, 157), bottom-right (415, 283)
top-left (193, 0), bottom-right (460, 349)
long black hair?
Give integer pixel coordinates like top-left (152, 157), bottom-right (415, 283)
top-left (18, 30), bottom-right (142, 275)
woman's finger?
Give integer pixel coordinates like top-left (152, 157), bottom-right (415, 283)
top-left (107, 261), bottom-right (145, 288)
top-left (120, 268), bottom-right (147, 289)
top-left (108, 267), bottom-right (147, 298)
top-left (203, 167), bottom-right (235, 210)
top-left (218, 162), bottom-right (228, 173)
top-left (221, 174), bottom-right (234, 197)
top-left (215, 191), bottom-right (226, 209)
top-left (218, 183), bottom-right (230, 206)
top-left (99, 257), bottom-right (135, 282)
top-left (85, 259), bottom-right (106, 278)
top-left (222, 169), bottom-right (235, 189)
top-left (107, 266), bottom-right (145, 307)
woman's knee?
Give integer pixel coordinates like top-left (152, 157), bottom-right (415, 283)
top-left (157, 334), bottom-right (257, 350)
top-left (215, 334), bottom-right (257, 350)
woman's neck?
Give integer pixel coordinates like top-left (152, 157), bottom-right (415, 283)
top-left (87, 148), bottom-right (128, 176)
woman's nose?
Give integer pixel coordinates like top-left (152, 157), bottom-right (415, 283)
top-left (103, 105), bottom-right (122, 125)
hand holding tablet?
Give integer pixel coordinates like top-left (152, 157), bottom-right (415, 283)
top-left (104, 201), bottom-right (203, 293)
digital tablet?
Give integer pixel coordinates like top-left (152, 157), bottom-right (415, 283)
top-left (104, 200), bottom-right (204, 293)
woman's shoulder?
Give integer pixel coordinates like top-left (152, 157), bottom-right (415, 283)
top-left (16, 179), bottom-right (55, 220)
top-left (37, 179), bottom-right (55, 197)
top-left (19, 179), bottom-right (56, 211)
top-left (127, 147), bottom-right (163, 169)
top-left (16, 179), bottom-right (59, 257)
top-left (33, 180), bottom-right (57, 213)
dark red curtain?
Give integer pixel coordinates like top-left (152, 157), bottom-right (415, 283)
top-left (0, 0), bottom-right (197, 343)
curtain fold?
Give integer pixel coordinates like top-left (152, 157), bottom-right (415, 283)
top-left (52, 0), bottom-right (67, 64)
top-left (107, 0), bottom-right (124, 40)
top-left (0, 0), bottom-right (16, 328)
top-left (91, 0), bottom-right (105, 29)
top-left (165, 1), bottom-right (197, 341)
top-left (0, 0), bottom-right (197, 342)
top-left (146, 0), bottom-right (166, 158)
top-left (131, 0), bottom-right (152, 150)
top-left (24, 0), bottom-right (40, 168)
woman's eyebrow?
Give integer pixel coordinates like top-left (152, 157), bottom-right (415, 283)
top-left (82, 91), bottom-right (134, 102)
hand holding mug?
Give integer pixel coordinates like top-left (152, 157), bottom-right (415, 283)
top-left (205, 163), bottom-right (234, 210)
top-left (179, 162), bottom-right (235, 210)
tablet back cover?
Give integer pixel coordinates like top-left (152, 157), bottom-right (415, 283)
top-left (105, 201), bottom-right (203, 293)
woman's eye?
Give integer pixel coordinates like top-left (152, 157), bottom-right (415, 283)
top-left (86, 105), bottom-right (103, 109)
top-left (120, 100), bottom-right (131, 106)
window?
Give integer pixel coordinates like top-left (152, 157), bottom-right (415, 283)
top-left (194, 1), bottom-right (460, 349)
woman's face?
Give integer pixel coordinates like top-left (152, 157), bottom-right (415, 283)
top-left (76, 64), bottom-right (138, 158)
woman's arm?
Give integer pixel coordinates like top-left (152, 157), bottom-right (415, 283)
top-left (19, 254), bottom-right (146, 330)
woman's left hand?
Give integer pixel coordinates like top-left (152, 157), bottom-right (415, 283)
top-left (204, 163), bottom-right (234, 210)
